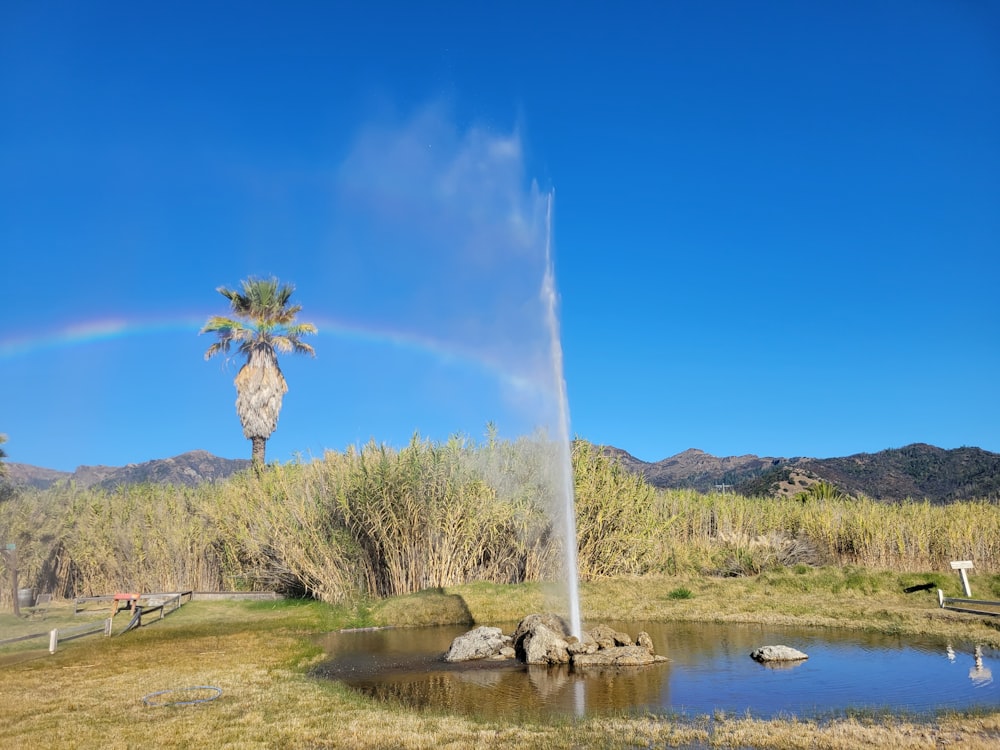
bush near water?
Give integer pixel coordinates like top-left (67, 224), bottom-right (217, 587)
top-left (2, 436), bottom-right (999, 607)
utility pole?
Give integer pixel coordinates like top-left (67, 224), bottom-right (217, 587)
top-left (1, 543), bottom-right (18, 617)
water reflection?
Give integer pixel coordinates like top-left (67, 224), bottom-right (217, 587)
top-left (971, 645), bottom-right (993, 687)
top-left (312, 622), bottom-right (999, 720)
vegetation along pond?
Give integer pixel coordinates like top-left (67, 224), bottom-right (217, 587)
top-left (313, 621), bottom-right (998, 720)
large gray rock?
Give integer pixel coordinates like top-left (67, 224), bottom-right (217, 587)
top-left (444, 626), bottom-right (507, 662)
top-left (513, 614), bottom-right (569, 646)
top-left (512, 613), bottom-right (571, 664)
top-left (750, 645), bottom-right (808, 662)
top-left (572, 645), bottom-right (669, 668)
top-left (523, 623), bottom-right (571, 665)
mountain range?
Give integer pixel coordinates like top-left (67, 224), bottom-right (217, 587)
top-left (602, 443), bottom-right (1000, 503)
top-left (4, 443), bottom-right (999, 503)
top-left (5, 450), bottom-right (250, 491)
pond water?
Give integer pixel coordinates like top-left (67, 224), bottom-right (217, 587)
top-left (313, 621), bottom-right (999, 720)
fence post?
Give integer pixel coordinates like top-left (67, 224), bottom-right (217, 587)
top-left (104, 617), bottom-right (113, 636)
top-left (49, 629), bottom-right (57, 654)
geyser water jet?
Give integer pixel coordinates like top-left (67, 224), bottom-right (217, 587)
top-left (541, 193), bottom-right (582, 639)
top-left (330, 109), bottom-right (585, 632)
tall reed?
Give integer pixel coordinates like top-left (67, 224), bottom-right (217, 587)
top-left (328, 436), bottom-right (551, 598)
top-left (2, 437), bottom-right (998, 610)
top-left (0, 482), bottom-right (223, 604)
top-left (572, 441), bottom-right (665, 578)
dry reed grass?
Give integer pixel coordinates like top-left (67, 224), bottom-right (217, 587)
top-left (2, 436), bottom-right (999, 610)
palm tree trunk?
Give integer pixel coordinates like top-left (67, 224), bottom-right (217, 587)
top-left (251, 436), bottom-right (267, 470)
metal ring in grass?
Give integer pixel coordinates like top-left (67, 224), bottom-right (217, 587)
top-left (142, 686), bottom-right (222, 707)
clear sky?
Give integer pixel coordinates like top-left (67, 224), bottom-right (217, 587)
top-left (2, 1), bottom-right (998, 472)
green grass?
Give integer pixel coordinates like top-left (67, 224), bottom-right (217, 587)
top-left (667, 587), bottom-right (694, 600)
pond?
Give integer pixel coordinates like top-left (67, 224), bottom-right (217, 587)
top-left (313, 621), bottom-right (998, 720)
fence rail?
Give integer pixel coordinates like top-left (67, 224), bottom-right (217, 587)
top-left (119, 591), bottom-right (193, 633)
top-left (938, 589), bottom-right (1000, 617)
top-left (0, 630), bottom-right (51, 647)
top-left (1, 591), bottom-right (197, 653)
top-left (49, 620), bottom-right (112, 652)
top-left (7, 591), bottom-right (265, 654)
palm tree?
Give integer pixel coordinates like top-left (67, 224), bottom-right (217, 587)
top-left (201, 277), bottom-right (317, 469)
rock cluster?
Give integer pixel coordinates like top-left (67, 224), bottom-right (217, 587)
top-left (444, 613), bottom-right (668, 669)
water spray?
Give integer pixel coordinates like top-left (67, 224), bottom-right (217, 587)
top-left (542, 192), bottom-right (582, 639)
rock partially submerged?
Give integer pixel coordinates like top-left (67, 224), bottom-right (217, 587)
top-left (445, 614), bottom-right (668, 670)
top-left (573, 645), bottom-right (666, 668)
top-left (444, 626), bottom-right (511, 662)
top-left (750, 645), bottom-right (809, 663)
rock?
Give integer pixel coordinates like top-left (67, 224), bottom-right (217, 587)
top-left (567, 631), bottom-right (598, 655)
top-left (588, 624), bottom-right (634, 650)
top-left (513, 614), bottom-right (570, 647)
top-left (524, 623), bottom-right (571, 665)
top-left (444, 626), bottom-right (507, 662)
top-left (750, 645), bottom-right (808, 662)
top-left (636, 631), bottom-right (654, 653)
top-left (447, 616), bottom-right (668, 669)
top-left (572, 645), bottom-right (669, 668)
top-left (512, 613), bottom-right (571, 663)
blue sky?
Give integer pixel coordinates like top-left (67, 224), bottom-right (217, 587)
top-left (2, 1), bottom-right (998, 472)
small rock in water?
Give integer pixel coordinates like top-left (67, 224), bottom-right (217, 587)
top-left (750, 645), bottom-right (808, 662)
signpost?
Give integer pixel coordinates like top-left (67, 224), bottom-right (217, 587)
top-left (950, 560), bottom-right (974, 598)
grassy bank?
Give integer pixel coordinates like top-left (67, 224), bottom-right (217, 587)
top-left (370, 568), bottom-right (1000, 649)
top-left (2, 573), bottom-right (1000, 749)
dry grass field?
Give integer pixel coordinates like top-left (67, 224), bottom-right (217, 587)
top-left (3, 441), bottom-right (999, 747)
top-left (2, 572), bottom-right (1000, 749)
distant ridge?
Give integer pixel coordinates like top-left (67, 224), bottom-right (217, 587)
top-left (600, 446), bottom-right (790, 493)
top-left (6, 450), bottom-right (250, 490)
top-left (600, 443), bottom-right (1000, 504)
top-left (5, 443), bottom-right (998, 503)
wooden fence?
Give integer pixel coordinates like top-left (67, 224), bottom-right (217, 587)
top-left (0, 591), bottom-right (195, 654)
top-left (937, 589), bottom-right (1000, 618)
top-left (119, 591), bottom-right (193, 633)
top-left (49, 620), bottom-right (112, 652)
top-left (4, 591), bottom-right (276, 654)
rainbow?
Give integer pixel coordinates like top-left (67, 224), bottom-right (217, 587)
top-left (0, 316), bottom-right (206, 359)
top-left (0, 313), bottom-right (538, 392)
